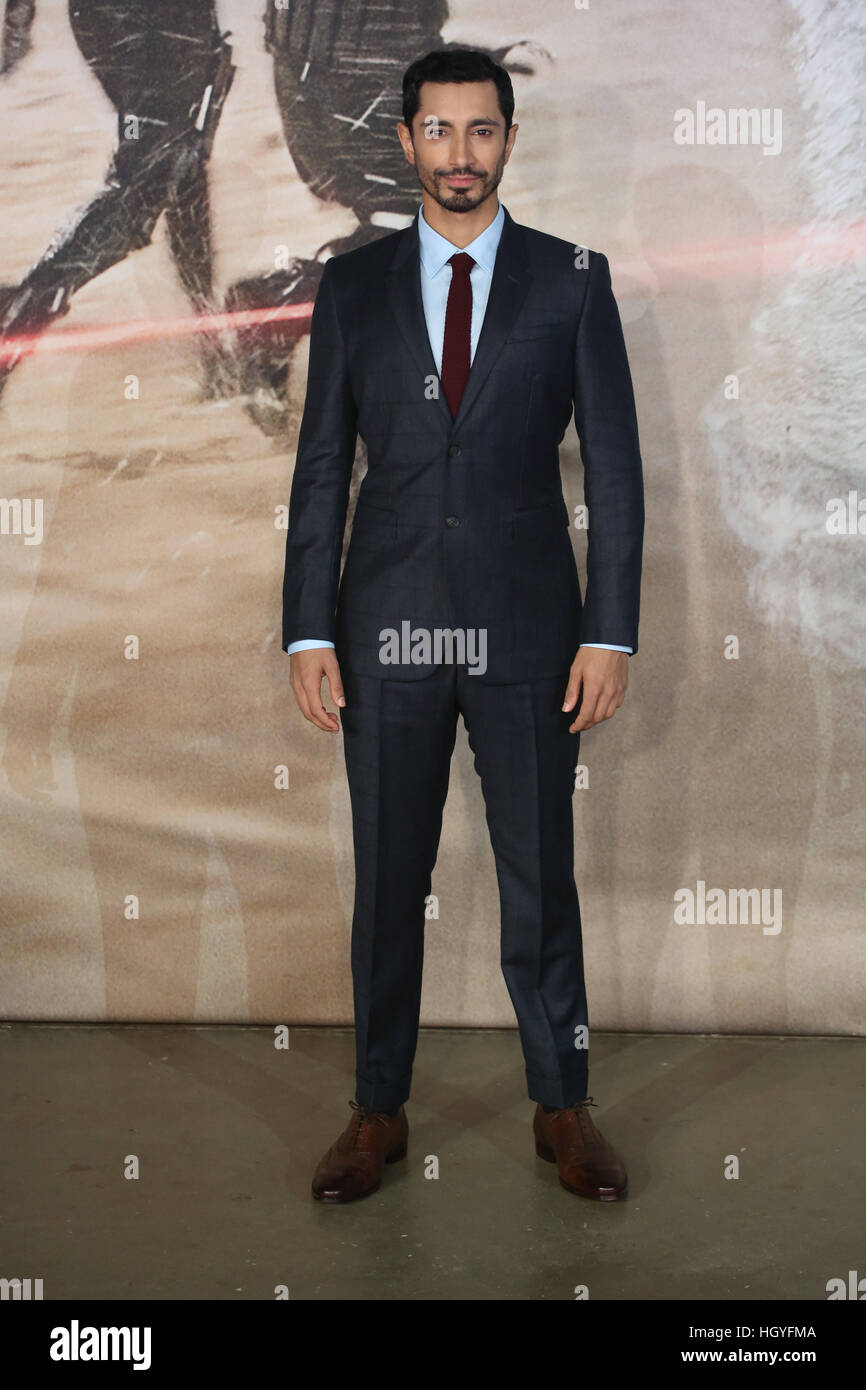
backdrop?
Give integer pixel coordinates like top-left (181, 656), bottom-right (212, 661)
top-left (0, 0), bottom-right (863, 1031)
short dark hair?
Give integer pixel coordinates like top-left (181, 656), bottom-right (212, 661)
top-left (402, 47), bottom-right (514, 136)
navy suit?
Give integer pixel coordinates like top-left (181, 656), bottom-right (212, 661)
top-left (283, 204), bottom-right (644, 1109)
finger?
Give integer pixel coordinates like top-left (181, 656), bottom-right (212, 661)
top-left (292, 680), bottom-right (314, 724)
top-left (302, 679), bottom-right (340, 732)
top-left (585, 685), bottom-right (625, 728)
top-left (325, 665), bottom-right (346, 710)
top-left (291, 666), bottom-right (337, 732)
top-left (562, 669), bottom-right (582, 712)
top-left (292, 676), bottom-right (327, 730)
top-left (569, 684), bottom-right (602, 732)
top-left (596, 693), bottom-right (620, 722)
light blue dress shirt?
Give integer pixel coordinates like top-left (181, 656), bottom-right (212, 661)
top-left (287, 201), bottom-right (631, 656)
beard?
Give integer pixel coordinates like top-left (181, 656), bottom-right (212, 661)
top-left (416, 149), bottom-right (506, 213)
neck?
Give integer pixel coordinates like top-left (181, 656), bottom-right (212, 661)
top-left (420, 191), bottom-right (500, 248)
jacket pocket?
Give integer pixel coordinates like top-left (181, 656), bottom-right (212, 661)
top-left (349, 503), bottom-right (397, 542)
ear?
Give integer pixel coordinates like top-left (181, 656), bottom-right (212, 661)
top-left (396, 121), bottom-right (416, 164)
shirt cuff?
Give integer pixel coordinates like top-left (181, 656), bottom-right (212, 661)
top-left (580, 643), bottom-right (633, 654)
top-left (286, 640), bottom-right (336, 654)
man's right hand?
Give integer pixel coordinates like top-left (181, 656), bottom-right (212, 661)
top-left (289, 647), bottom-right (346, 733)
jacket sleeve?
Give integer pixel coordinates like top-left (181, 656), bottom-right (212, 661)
top-left (572, 251), bottom-right (645, 654)
top-left (281, 259), bottom-right (358, 652)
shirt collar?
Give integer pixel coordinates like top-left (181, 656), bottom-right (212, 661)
top-left (417, 200), bottom-right (505, 278)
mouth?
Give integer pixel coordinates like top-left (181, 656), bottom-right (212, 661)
top-left (444, 174), bottom-right (479, 187)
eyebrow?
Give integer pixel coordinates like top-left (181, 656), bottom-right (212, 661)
top-left (419, 116), bottom-right (503, 128)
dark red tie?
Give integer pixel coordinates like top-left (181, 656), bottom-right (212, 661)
top-left (441, 252), bottom-right (475, 418)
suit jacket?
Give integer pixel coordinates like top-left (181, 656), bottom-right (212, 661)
top-left (281, 205), bottom-right (644, 683)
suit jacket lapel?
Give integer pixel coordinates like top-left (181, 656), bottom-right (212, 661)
top-left (385, 221), bottom-right (452, 429)
top-left (384, 204), bottom-right (533, 432)
top-left (452, 207), bottom-right (532, 430)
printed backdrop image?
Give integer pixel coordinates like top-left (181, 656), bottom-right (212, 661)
top-left (0, 0), bottom-right (863, 1033)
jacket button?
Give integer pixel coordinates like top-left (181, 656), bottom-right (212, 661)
top-left (448, 444), bottom-right (462, 458)
top-left (445, 515), bottom-right (461, 527)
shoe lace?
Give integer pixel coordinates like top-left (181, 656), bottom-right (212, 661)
top-left (348, 1099), bottom-right (393, 1150)
top-left (573, 1096), bottom-right (599, 1139)
top-left (546, 1096), bottom-right (599, 1143)
top-left (550, 1096), bottom-right (598, 1113)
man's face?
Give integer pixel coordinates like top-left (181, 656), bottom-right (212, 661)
top-left (398, 80), bottom-right (517, 214)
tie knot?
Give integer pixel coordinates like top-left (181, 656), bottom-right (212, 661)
top-left (448, 252), bottom-right (475, 276)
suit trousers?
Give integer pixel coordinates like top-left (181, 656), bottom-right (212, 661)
top-left (340, 660), bottom-right (590, 1113)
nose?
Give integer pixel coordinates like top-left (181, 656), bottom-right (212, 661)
top-left (449, 131), bottom-right (469, 167)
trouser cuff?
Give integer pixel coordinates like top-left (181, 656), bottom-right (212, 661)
top-left (526, 1069), bottom-right (588, 1108)
top-left (355, 1070), bottom-right (412, 1114)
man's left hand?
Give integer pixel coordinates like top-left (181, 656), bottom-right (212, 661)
top-left (562, 647), bottom-right (629, 732)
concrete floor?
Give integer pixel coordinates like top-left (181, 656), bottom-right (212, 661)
top-left (0, 1025), bottom-right (862, 1300)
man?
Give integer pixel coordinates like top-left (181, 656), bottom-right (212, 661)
top-left (282, 47), bottom-right (644, 1204)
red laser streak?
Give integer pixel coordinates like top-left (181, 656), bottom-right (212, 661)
top-left (0, 219), bottom-right (863, 365)
top-left (0, 299), bottom-right (315, 363)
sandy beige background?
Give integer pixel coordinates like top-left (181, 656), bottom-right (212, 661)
top-left (0, 0), bottom-right (863, 1030)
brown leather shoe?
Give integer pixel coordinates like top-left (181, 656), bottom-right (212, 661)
top-left (311, 1100), bottom-right (408, 1203)
top-left (534, 1097), bottom-right (627, 1201)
